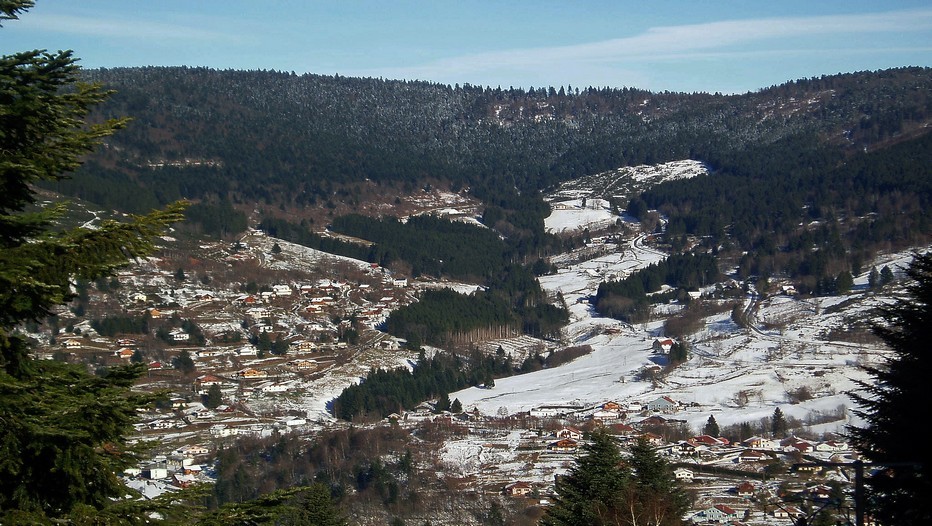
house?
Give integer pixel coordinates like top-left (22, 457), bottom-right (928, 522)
top-left (742, 436), bottom-right (778, 450)
top-left (674, 468), bottom-right (694, 482)
top-left (738, 449), bottom-right (768, 462)
top-left (62, 339), bottom-right (82, 349)
top-left (238, 368), bottom-right (268, 379)
top-left (169, 328), bottom-right (190, 342)
top-left (115, 348), bottom-right (135, 359)
top-left (782, 437), bottom-right (815, 453)
top-left (144, 466), bottom-right (168, 480)
top-left (644, 396), bottom-right (678, 413)
top-left (554, 426), bottom-right (583, 440)
top-left (606, 423), bottom-right (636, 436)
top-left (691, 435), bottom-right (728, 447)
top-left (652, 338), bottom-right (674, 354)
top-left (592, 409), bottom-right (622, 422)
top-left (736, 481), bottom-right (756, 498)
top-left (272, 284), bottom-right (292, 297)
top-left (293, 340), bottom-right (316, 352)
top-left (237, 345), bottom-right (258, 356)
top-left (291, 359), bottom-right (317, 370)
top-left (640, 432), bottom-right (663, 445)
top-left (691, 504), bottom-right (738, 523)
top-left (504, 481), bottom-right (533, 496)
top-left (816, 440), bottom-right (849, 452)
top-left (195, 374), bottom-right (224, 392)
top-left (548, 439), bottom-right (579, 453)
top-left (601, 401), bottom-right (622, 411)
top-left (773, 506), bottom-right (803, 520)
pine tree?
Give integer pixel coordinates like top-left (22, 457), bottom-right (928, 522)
top-left (880, 265), bottom-right (895, 286)
top-left (771, 407), bottom-right (787, 438)
top-left (849, 252), bottom-right (932, 525)
top-left (703, 415), bottom-right (720, 437)
top-left (450, 397), bottom-right (463, 413)
top-left (623, 438), bottom-right (691, 526)
top-left (205, 383), bottom-right (223, 409)
top-left (868, 266), bottom-right (880, 289)
top-left (541, 429), bottom-right (629, 526)
top-left (0, 2), bottom-right (185, 521)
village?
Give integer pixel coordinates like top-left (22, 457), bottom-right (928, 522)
top-left (25, 193), bottom-right (887, 525)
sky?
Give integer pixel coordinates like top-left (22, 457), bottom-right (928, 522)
top-left (4, 1), bottom-right (931, 94)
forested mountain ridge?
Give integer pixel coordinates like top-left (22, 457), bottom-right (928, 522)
top-left (67, 66), bottom-right (932, 219)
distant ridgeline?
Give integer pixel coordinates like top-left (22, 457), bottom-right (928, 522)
top-left (55, 66), bottom-right (932, 286)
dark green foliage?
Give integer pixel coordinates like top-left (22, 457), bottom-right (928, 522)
top-left (849, 253), bottom-right (932, 525)
top-left (868, 266), bottom-right (880, 289)
top-left (183, 199), bottom-right (248, 238)
top-left (595, 253), bottom-right (720, 322)
top-left (542, 432), bottom-right (690, 526)
top-left (703, 415), bottom-right (720, 437)
top-left (880, 265), bottom-right (895, 286)
top-left (0, 3), bottom-right (185, 521)
top-left (450, 398), bottom-right (463, 413)
top-left (385, 288), bottom-right (518, 346)
top-left (333, 348), bottom-right (516, 420)
top-left (173, 350), bottom-right (195, 375)
top-left (771, 407), bottom-right (787, 438)
top-left (205, 383), bottom-right (223, 409)
top-left (668, 341), bottom-right (688, 364)
top-left (330, 214), bottom-right (507, 280)
top-left (91, 314), bottom-right (150, 336)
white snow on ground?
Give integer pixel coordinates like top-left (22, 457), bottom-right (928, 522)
top-left (451, 227), bottom-right (914, 437)
top-left (544, 198), bottom-right (616, 234)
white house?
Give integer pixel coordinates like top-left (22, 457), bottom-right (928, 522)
top-left (674, 468), bottom-right (694, 482)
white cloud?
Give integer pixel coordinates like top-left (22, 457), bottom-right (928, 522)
top-left (20, 14), bottom-right (240, 42)
top-left (364, 8), bottom-right (932, 85)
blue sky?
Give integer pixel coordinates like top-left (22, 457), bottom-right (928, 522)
top-left (5, 1), bottom-right (931, 94)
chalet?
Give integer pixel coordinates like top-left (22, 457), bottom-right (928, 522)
top-left (554, 427), bottom-right (583, 440)
top-left (690, 504), bottom-right (739, 523)
top-left (601, 401), bottom-right (622, 411)
top-left (392, 278), bottom-right (408, 287)
top-left (736, 481), bottom-right (756, 498)
top-left (591, 409), bottom-right (622, 422)
top-left (237, 368), bottom-right (268, 379)
top-left (606, 423), bottom-right (636, 436)
top-left (148, 308), bottom-right (163, 319)
top-left (738, 449), bottom-right (768, 463)
top-left (148, 361), bottom-right (163, 370)
top-left (674, 468), bottom-right (694, 482)
top-left (676, 441), bottom-right (699, 455)
top-left (773, 507), bottom-right (803, 521)
top-left (246, 307), bottom-right (271, 321)
top-left (782, 437), bottom-right (815, 453)
top-left (169, 329), bottom-right (190, 342)
top-left (639, 415), bottom-right (668, 427)
top-left (548, 439), bottom-right (579, 453)
top-left (175, 445), bottom-right (210, 457)
top-left (529, 405), bottom-right (582, 418)
top-left (816, 440), bottom-right (849, 452)
top-left (195, 374), bottom-right (224, 392)
top-left (293, 340), bottom-right (316, 352)
top-left (644, 396), bottom-right (678, 413)
top-left (172, 473), bottom-right (197, 488)
top-left (652, 338), bottom-right (674, 354)
top-left (504, 481), bottom-right (533, 497)
top-left (115, 348), bottom-right (135, 359)
top-left (258, 382), bottom-right (291, 393)
top-left (640, 432), bottom-right (663, 445)
top-left (272, 284), bottom-right (292, 297)
top-left (291, 359), bottom-right (317, 370)
top-left (743, 436), bottom-right (778, 450)
top-left (237, 345), bottom-right (258, 356)
top-left (62, 339), bottom-right (82, 349)
top-left (691, 435), bottom-right (728, 447)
